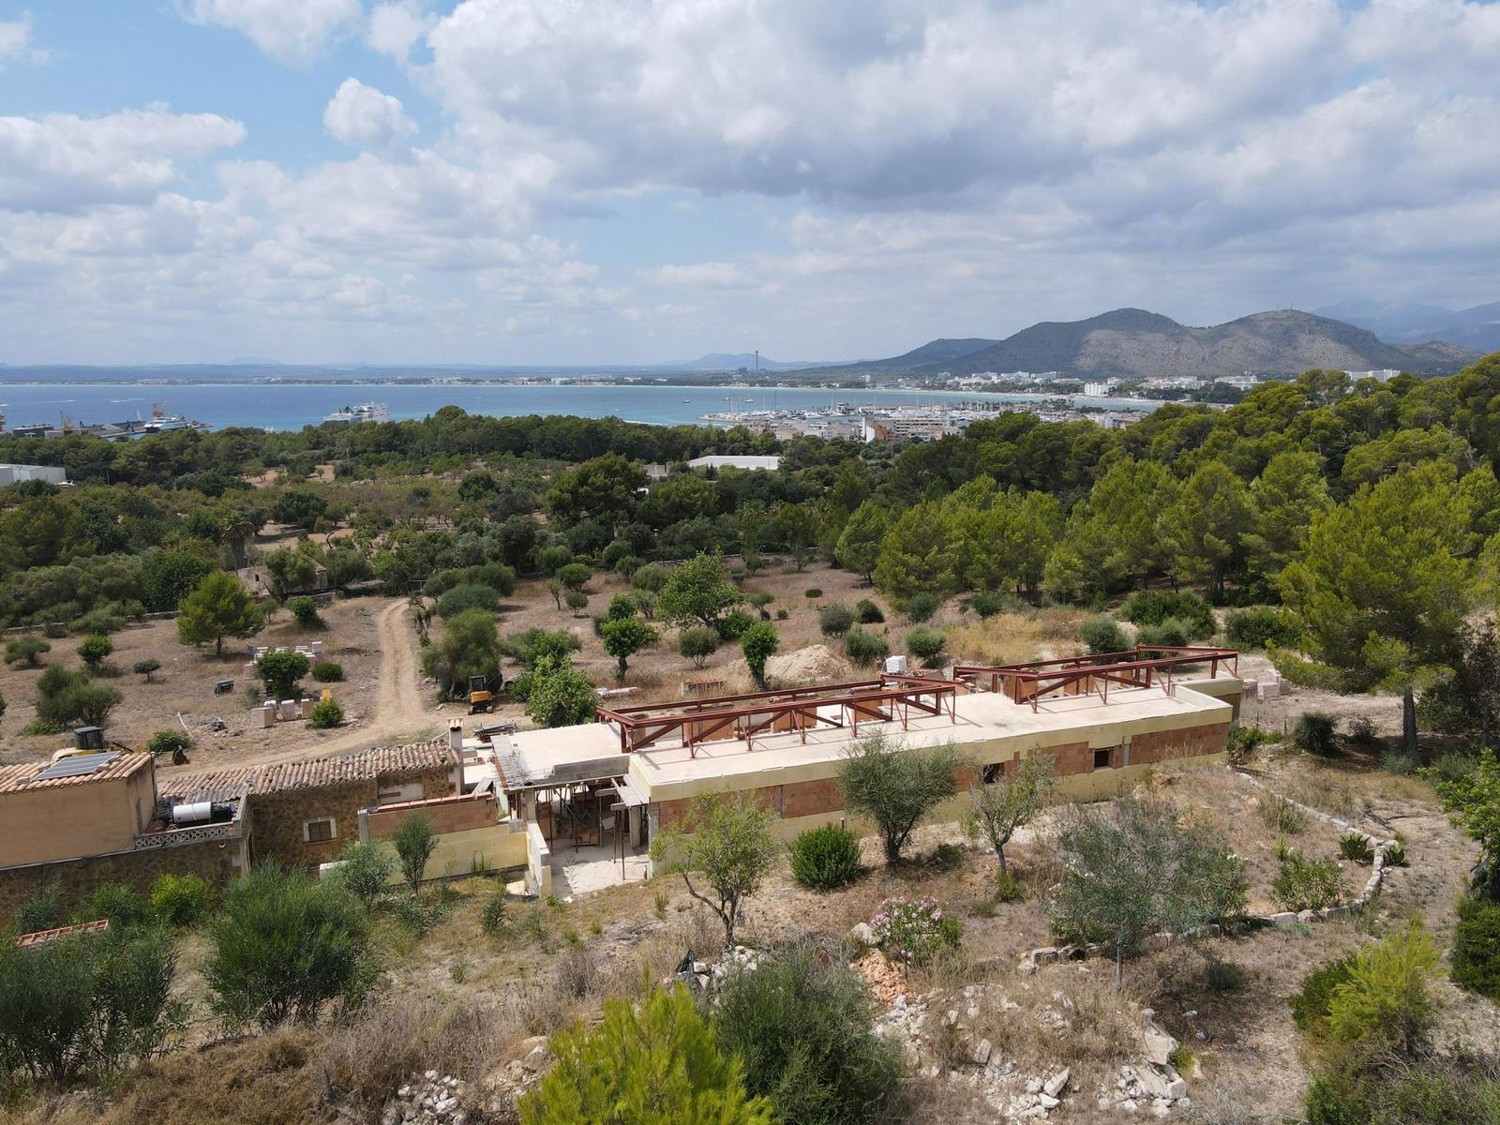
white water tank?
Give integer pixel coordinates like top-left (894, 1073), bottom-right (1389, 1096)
top-left (885, 655), bottom-right (909, 675)
top-left (172, 802), bottom-right (213, 825)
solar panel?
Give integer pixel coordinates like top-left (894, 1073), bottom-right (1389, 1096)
top-left (34, 752), bottom-right (122, 781)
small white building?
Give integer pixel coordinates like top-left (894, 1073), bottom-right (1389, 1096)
top-left (686, 455), bottom-right (782, 472)
top-left (0, 463), bottom-right (68, 487)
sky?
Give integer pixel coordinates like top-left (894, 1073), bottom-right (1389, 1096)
top-left (0, 0), bottom-right (1497, 366)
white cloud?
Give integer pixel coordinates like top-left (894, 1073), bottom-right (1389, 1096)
top-left (0, 108), bottom-right (245, 213)
top-left (368, 1), bottom-right (432, 61)
top-left (648, 262), bottom-right (753, 289)
top-left (324, 78), bottom-right (417, 151)
top-left (0, 15), bottom-right (50, 67)
top-left (183, 0), bottom-right (362, 65)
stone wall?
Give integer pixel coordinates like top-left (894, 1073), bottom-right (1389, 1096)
top-left (0, 836), bottom-right (242, 922)
top-left (248, 764), bottom-right (453, 868)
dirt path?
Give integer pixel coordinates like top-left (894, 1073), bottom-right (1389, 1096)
top-left (161, 598), bottom-right (441, 776)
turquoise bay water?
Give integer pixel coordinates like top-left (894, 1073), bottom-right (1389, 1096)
top-left (0, 379), bottom-right (1157, 433)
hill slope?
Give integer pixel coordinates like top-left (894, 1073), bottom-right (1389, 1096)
top-left (824, 309), bottom-right (1478, 380)
top-left (1314, 298), bottom-right (1500, 354)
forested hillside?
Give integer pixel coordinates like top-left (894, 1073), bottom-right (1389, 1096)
top-left (2, 357), bottom-right (1499, 746)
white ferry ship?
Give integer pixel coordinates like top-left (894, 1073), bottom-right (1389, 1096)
top-left (322, 403), bottom-right (390, 424)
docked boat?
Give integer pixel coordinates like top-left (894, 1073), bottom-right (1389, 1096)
top-left (322, 403), bottom-right (390, 424)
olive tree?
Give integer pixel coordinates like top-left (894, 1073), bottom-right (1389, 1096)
top-left (963, 753), bottom-right (1056, 876)
top-left (650, 791), bottom-right (779, 946)
top-left (1049, 795), bottom-right (1248, 984)
top-left (839, 731), bottom-right (962, 866)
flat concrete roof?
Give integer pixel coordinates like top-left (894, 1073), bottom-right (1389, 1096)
top-left (625, 679), bottom-right (1232, 790)
top-left (484, 675), bottom-right (1237, 798)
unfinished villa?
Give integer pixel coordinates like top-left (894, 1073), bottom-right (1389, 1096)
top-left (0, 646), bottom-right (1242, 907)
top-left (461, 646), bottom-right (1243, 893)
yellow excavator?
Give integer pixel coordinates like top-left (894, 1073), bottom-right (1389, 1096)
top-left (467, 672), bottom-right (504, 714)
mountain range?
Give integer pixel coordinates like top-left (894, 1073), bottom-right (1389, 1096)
top-left (811, 308), bottom-right (1482, 381)
top-left (1311, 299), bottom-right (1500, 354)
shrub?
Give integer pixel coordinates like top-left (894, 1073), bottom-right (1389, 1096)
top-left (146, 728), bottom-right (193, 760)
top-left (1452, 894), bottom-right (1500, 1002)
top-left (5, 635), bottom-right (51, 668)
top-left (680, 626), bottom-right (720, 668)
top-left (804, 588), bottom-right (823, 599)
top-left (1326, 924), bottom-right (1440, 1055)
top-left (843, 627), bottom-right (889, 668)
top-left (904, 592), bottom-right (941, 623)
top-left (869, 897), bottom-right (961, 965)
top-left (1383, 840), bottom-right (1409, 867)
top-left (775, 608), bottom-right (789, 620)
top-left (818, 603), bottom-right (855, 638)
top-left (132, 658), bottom-right (162, 683)
top-left (394, 813), bottom-right (436, 895)
top-left (325, 845), bottom-right (389, 911)
top-left (1225, 606), bottom-right (1299, 650)
top-left (1121, 590), bottom-right (1216, 639)
top-left (150, 873), bottom-right (212, 926)
top-left (970, 592), bottom-right (1003, 619)
top-left (1290, 955), bottom-right (1356, 1033)
top-left (1205, 957), bottom-right (1247, 992)
top-left (312, 660), bottom-right (344, 682)
top-left (1381, 746), bottom-right (1419, 775)
top-left (0, 926), bottom-right (185, 1083)
top-left (855, 598), bottom-right (885, 624)
top-left (1347, 715), bottom-right (1379, 745)
top-left (1136, 617), bottom-right (1192, 651)
top-left (1272, 848), bottom-right (1346, 911)
top-left (1258, 792), bottom-right (1308, 834)
top-left (992, 869), bottom-right (1025, 902)
top-left (77, 634), bottom-right (113, 672)
top-left (789, 824), bottom-right (863, 890)
top-left (257, 649), bottom-right (310, 700)
top-left (906, 625), bottom-right (947, 665)
top-left (75, 607), bottom-right (127, 636)
top-left (308, 698), bottom-right (345, 728)
top-left (12, 881), bottom-right (65, 935)
top-left (205, 862), bottom-right (376, 1030)
top-left (1294, 711), bottom-right (1341, 757)
top-left (715, 940), bottom-right (902, 1125)
top-left (481, 892), bottom-right (507, 936)
top-left (1079, 614), bottom-right (1129, 654)
top-left (716, 609), bottom-right (755, 641)
top-left (519, 988), bottom-right (771, 1124)
top-left (1228, 723), bottom-right (1280, 762)
top-left (88, 882), bottom-right (152, 929)
top-left (435, 583), bottom-right (500, 620)
top-left (1339, 831), bottom-right (1376, 864)
top-left (287, 596), bottom-right (323, 627)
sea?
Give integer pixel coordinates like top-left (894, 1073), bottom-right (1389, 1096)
top-left (0, 375), bottom-right (1160, 433)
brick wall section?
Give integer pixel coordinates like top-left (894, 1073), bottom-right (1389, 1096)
top-left (0, 838), bottom-right (240, 921)
top-left (366, 794), bottom-right (497, 839)
top-left (782, 777), bottom-right (843, 819)
top-left (657, 785), bottom-right (781, 830)
top-left (1049, 741), bottom-right (1095, 776)
top-left (1130, 723), bottom-right (1229, 765)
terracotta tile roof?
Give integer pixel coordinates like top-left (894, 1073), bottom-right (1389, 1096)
top-left (255, 740), bottom-right (455, 794)
top-left (158, 740), bottom-right (455, 802)
top-left (159, 768), bottom-right (259, 805)
top-left (0, 751), bottom-right (152, 795)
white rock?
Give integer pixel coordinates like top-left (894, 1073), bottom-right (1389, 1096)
top-left (1027, 1076), bottom-right (1044, 1094)
top-left (1044, 1068), bottom-right (1071, 1098)
top-left (523, 1046), bottom-right (548, 1071)
top-left (973, 1038), bottom-right (992, 1065)
top-left (1038, 1094), bottom-right (1060, 1109)
top-left (848, 922), bottom-right (874, 946)
top-left (1142, 1026), bottom-right (1177, 1068)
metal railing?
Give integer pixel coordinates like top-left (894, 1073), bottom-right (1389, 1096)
top-left (953, 647), bottom-right (1238, 711)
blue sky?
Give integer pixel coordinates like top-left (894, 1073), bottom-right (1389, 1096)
top-left (0, 0), bottom-right (1497, 365)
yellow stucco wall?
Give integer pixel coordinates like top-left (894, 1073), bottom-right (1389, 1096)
top-left (0, 772), bottom-right (155, 867)
top-left (369, 823), bottom-right (526, 884)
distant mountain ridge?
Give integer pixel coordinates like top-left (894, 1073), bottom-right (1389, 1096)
top-left (814, 308), bottom-right (1479, 380)
top-left (658, 353), bottom-right (823, 372)
top-left (1312, 299), bottom-right (1500, 353)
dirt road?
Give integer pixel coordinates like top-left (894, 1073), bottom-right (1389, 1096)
top-left (161, 598), bottom-right (442, 776)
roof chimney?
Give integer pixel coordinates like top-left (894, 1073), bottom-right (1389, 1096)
top-left (448, 720), bottom-right (463, 752)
